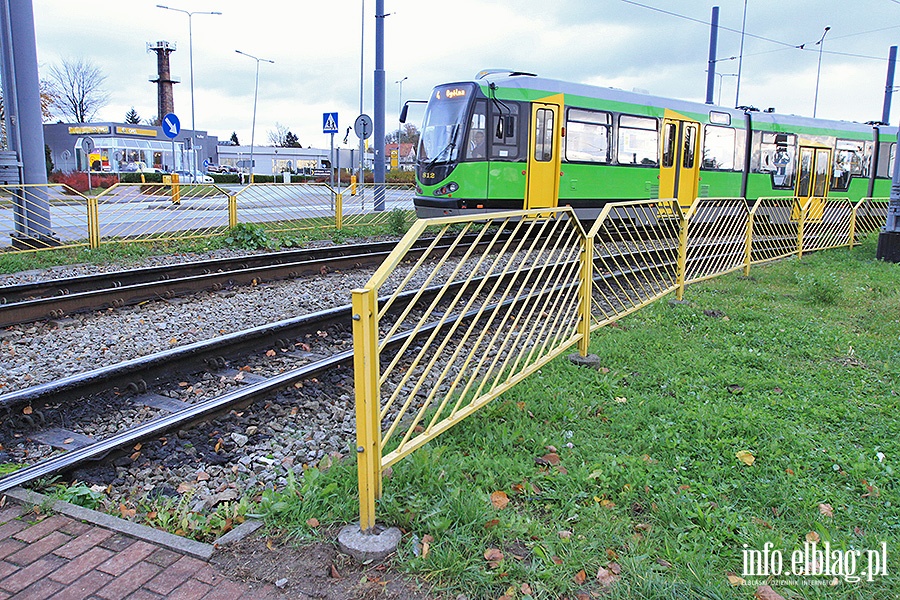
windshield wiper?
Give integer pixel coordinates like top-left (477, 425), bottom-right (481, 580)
top-left (425, 124), bottom-right (460, 171)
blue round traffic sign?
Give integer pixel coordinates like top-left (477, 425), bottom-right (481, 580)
top-left (162, 113), bottom-right (181, 139)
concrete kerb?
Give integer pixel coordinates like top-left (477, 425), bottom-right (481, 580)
top-left (337, 523), bottom-right (401, 563)
top-left (3, 486), bottom-right (262, 559)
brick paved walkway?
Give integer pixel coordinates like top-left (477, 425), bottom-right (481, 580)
top-left (0, 502), bottom-right (279, 600)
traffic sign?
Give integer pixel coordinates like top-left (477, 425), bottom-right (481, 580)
top-left (323, 112), bottom-right (339, 134)
top-left (203, 158), bottom-right (211, 168)
top-left (162, 113), bottom-right (181, 139)
top-left (81, 137), bottom-right (95, 154)
top-left (354, 114), bottom-right (373, 140)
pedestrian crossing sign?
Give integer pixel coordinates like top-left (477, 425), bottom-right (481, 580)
top-left (323, 112), bottom-right (339, 134)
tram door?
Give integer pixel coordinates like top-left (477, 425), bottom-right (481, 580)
top-left (526, 95), bottom-right (563, 210)
top-left (793, 146), bottom-right (831, 221)
top-left (659, 111), bottom-right (701, 211)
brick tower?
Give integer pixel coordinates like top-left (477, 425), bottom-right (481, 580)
top-left (147, 41), bottom-right (179, 124)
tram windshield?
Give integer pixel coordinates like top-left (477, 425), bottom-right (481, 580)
top-left (418, 83), bottom-right (476, 165)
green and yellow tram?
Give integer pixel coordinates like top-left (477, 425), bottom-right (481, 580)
top-left (409, 70), bottom-right (897, 219)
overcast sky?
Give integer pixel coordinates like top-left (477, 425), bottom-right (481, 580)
top-left (30, 0), bottom-right (900, 149)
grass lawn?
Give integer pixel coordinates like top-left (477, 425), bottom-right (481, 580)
top-left (258, 235), bottom-right (899, 599)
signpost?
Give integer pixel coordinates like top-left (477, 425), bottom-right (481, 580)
top-left (162, 113), bottom-right (181, 173)
top-left (353, 115), bottom-right (373, 205)
top-left (81, 137), bottom-right (95, 191)
top-left (323, 112), bottom-right (339, 192)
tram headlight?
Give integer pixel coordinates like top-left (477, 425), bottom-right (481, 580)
top-left (433, 182), bottom-right (459, 196)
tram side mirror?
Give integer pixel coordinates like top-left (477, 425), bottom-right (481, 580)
top-left (399, 104), bottom-right (409, 124)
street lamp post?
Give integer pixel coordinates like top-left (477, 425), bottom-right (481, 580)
top-left (156, 5), bottom-right (221, 177)
top-left (395, 76), bottom-right (407, 170)
top-left (813, 26), bottom-right (831, 118)
top-left (235, 50), bottom-right (274, 184)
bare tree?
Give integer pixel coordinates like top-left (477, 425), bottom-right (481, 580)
top-left (47, 57), bottom-right (110, 123)
top-left (0, 80), bottom-right (57, 147)
top-left (267, 122), bottom-right (290, 147)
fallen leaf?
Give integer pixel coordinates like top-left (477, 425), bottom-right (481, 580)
top-left (819, 503), bottom-right (834, 518)
top-left (657, 558), bottom-right (673, 568)
top-left (63, 438), bottom-right (74, 445)
top-left (22, 406), bottom-right (32, 415)
top-left (854, 526), bottom-right (864, 536)
top-left (520, 583), bottom-right (533, 595)
top-left (806, 531), bottom-right (821, 543)
top-left (511, 483), bottom-right (525, 494)
top-left (556, 466), bottom-right (569, 475)
top-left (484, 519), bottom-right (500, 529)
top-left (330, 564), bottom-right (341, 579)
top-left (119, 504), bottom-right (136, 519)
top-left (752, 517), bottom-right (773, 529)
top-left (214, 438), bottom-right (224, 453)
top-left (606, 548), bottom-right (619, 560)
top-left (491, 490), bottom-right (510, 510)
top-left (558, 530), bottom-right (573, 539)
top-left (484, 548), bottom-right (504, 568)
top-left (306, 518), bottom-right (320, 528)
top-left (542, 453), bottom-right (561, 465)
top-left (600, 367), bottom-right (610, 373)
top-left (597, 563), bottom-right (621, 588)
top-left (773, 387), bottom-right (783, 394)
top-left (573, 569), bottom-right (587, 585)
top-left (265, 349), bottom-right (276, 357)
top-left (785, 468), bottom-right (795, 475)
top-left (176, 481), bottom-right (193, 494)
top-left (551, 555), bottom-right (563, 565)
top-left (422, 534), bottom-right (433, 559)
top-left (196, 471), bottom-right (210, 482)
top-left (754, 584), bottom-right (787, 600)
top-left (726, 572), bottom-right (745, 586)
top-left (736, 450), bottom-right (756, 466)
top-left (516, 401), bottom-right (525, 411)
top-left (727, 384), bottom-right (744, 395)
top-left (600, 499), bottom-right (616, 509)
top-left (614, 396), bottom-right (627, 403)
top-left (546, 445), bottom-right (558, 453)
top-left (634, 523), bottom-right (651, 532)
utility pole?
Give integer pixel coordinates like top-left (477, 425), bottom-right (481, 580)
top-left (373, 0), bottom-right (386, 210)
top-left (704, 6), bottom-right (719, 105)
top-left (882, 46), bottom-right (897, 126)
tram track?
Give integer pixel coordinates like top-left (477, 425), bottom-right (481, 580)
top-left (0, 234), bottom-right (501, 328)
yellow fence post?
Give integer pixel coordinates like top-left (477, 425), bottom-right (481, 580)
top-left (228, 194), bottom-right (238, 228)
top-left (350, 175), bottom-right (357, 196)
top-left (86, 196), bottom-right (100, 249)
top-left (796, 198), bottom-right (807, 259)
top-left (336, 193), bottom-right (343, 230)
top-left (848, 201), bottom-right (858, 249)
top-left (352, 287), bottom-right (382, 532)
top-left (743, 206), bottom-right (755, 276)
top-left (675, 203), bottom-right (690, 301)
top-left (171, 172), bottom-right (181, 205)
top-left (577, 233), bottom-right (594, 357)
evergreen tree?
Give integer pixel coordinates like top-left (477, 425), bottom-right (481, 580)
top-left (230, 131), bottom-right (240, 146)
top-left (284, 131), bottom-right (301, 147)
top-left (124, 107), bottom-right (141, 124)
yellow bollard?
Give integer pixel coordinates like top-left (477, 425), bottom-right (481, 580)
top-left (86, 196), bottom-right (100, 249)
top-left (350, 175), bottom-right (357, 196)
top-left (336, 193), bottom-right (343, 230)
top-left (228, 195), bottom-right (238, 228)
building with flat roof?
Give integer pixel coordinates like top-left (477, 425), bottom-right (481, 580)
top-left (43, 122), bottom-right (219, 174)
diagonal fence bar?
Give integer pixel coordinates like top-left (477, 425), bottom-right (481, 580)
top-left (0, 184), bottom-right (89, 251)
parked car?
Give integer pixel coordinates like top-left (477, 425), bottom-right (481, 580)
top-left (122, 161), bottom-right (163, 173)
top-left (174, 170), bottom-right (214, 183)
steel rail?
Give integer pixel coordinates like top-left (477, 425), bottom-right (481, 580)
top-left (0, 262), bottom-right (579, 492)
top-left (0, 234), bottom-right (505, 328)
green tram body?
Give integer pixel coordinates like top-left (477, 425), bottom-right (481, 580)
top-left (412, 72), bottom-right (897, 219)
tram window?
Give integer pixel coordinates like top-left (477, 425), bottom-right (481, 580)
top-left (534, 108), bottom-right (555, 162)
top-left (565, 108), bottom-right (610, 163)
top-left (758, 132), bottom-right (796, 189)
top-left (876, 142), bottom-right (895, 177)
top-left (702, 125), bottom-right (735, 170)
top-left (490, 103), bottom-right (521, 160)
top-left (465, 102), bottom-right (488, 160)
top-left (831, 139), bottom-right (865, 191)
top-left (661, 123), bottom-right (676, 168)
top-left (683, 123), bottom-right (697, 169)
top-left (617, 115), bottom-right (658, 165)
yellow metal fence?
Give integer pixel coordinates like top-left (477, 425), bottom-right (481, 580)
top-left (351, 195), bottom-right (890, 531)
top-left (0, 182), bottom-right (416, 252)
